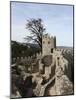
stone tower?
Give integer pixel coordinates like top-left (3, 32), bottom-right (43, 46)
top-left (42, 34), bottom-right (56, 56)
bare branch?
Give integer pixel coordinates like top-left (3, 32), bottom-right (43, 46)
top-left (25, 18), bottom-right (45, 49)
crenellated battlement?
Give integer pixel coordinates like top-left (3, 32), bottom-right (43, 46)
top-left (42, 34), bottom-right (56, 56)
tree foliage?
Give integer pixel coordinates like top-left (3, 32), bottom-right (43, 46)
top-left (11, 41), bottom-right (40, 64)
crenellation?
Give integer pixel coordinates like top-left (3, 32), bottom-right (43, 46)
top-left (42, 34), bottom-right (56, 56)
top-left (11, 34), bottom-right (73, 96)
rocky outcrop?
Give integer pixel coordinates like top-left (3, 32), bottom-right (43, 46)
top-left (55, 75), bottom-right (73, 95)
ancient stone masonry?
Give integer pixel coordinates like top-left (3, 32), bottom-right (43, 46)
top-left (36, 34), bottom-right (73, 96)
top-left (11, 34), bottom-right (73, 97)
top-left (42, 34), bottom-right (56, 56)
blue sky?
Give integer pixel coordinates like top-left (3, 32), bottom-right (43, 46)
top-left (11, 2), bottom-right (73, 46)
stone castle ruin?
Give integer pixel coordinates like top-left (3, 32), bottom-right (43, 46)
top-left (42, 34), bottom-right (56, 56)
top-left (11, 34), bottom-right (73, 97)
top-left (35, 34), bottom-right (73, 96)
top-left (37, 34), bottom-right (71, 79)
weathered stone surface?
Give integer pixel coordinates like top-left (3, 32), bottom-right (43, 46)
top-left (33, 84), bottom-right (42, 96)
top-left (55, 75), bottom-right (73, 95)
top-left (11, 34), bottom-right (74, 98)
top-left (42, 34), bottom-right (56, 56)
top-left (48, 85), bottom-right (56, 96)
top-left (42, 55), bottom-right (52, 66)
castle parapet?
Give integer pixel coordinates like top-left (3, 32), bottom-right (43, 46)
top-left (42, 34), bottom-right (56, 56)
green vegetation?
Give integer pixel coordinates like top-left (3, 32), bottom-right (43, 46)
top-left (11, 41), bottom-right (40, 58)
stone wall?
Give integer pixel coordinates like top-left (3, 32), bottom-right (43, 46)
top-left (42, 34), bottom-right (56, 56)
